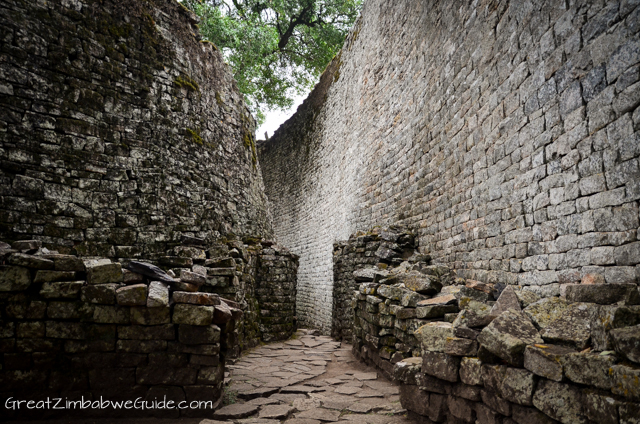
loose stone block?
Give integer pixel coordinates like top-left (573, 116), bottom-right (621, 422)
top-left (422, 350), bottom-right (460, 382)
top-left (500, 367), bottom-right (535, 406)
top-left (12, 240), bottom-right (41, 250)
top-left (173, 304), bottom-right (214, 326)
top-left (523, 297), bottom-right (569, 329)
top-left (417, 294), bottom-right (457, 306)
top-left (116, 284), bottom-right (148, 306)
top-left (393, 357), bottom-right (422, 385)
top-left (125, 261), bottom-right (177, 284)
top-left (178, 324), bottom-right (221, 345)
top-left (490, 285), bottom-right (522, 316)
top-left (8, 253), bottom-right (54, 270)
top-left (180, 270), bottom-right (206, 286)
top-left (532, 379), bottom-right (587, 424)
top-left (81, 284), bottom-right (120, 304)
top-left (524, 344), bottom-right (575, 382)
top-left (414, 322), bottom-right (454, 352)
top-left (444, 337), bottom-right (478, 357)
top-left (39, 281), bottom-right (84, 298)
top-left (212, 302), bottom-right (233, 324)
top-left (541, 302), bottom-right (598, 349)
top-left (172, 291), bottom-right (220, 306)
top-left (130, 306), bottom-right (171, 325)
top-left (0, 266), bottom-right (31, 291)
top-left (44, 254), bottom-right (85, 272)
top-left (33, 270), bottom-right (76, 283)
top-left (460, 357), bottom-right (482, 386)
top-left (477, 310), bottom-right (542, 367)
top-left (611, 364), bottom-right (640, 400)
top-left (147, 281), bottom-right (169, 307)
top-left (86, 261), bottom-right (123, 284)
top-left (611, 324), bottom-right (640, 364)
top-left (563, 351), bottom-right (617, 390)
top-left (416, 304), bottom-right (458, 319)
top-left (565, 283), bottom-right (638, 304)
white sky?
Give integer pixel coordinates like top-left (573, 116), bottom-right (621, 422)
top-left (256, 93), bottom-right (306, 141)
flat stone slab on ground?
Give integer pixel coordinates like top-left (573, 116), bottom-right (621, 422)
top-left (259, 405), bottom-right (296, 419)
top-left (213, 403), bottom-right (260, 419)
top-left (295, 407), bottom-right (342, 422)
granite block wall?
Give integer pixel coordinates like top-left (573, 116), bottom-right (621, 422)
top-left (259, 0), bottom-right (640, 332)
top-left (0, 0), bottom-right (272, 259)
top-left (0, 236), bottom-right (297, 418)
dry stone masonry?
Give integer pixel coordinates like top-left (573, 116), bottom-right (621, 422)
top-left (260, 0), bottom-right (640, 334)
top-left (0, 237), bottom-right (297, 419)
top-left (0, 0), bottom-right (272, 259)
top-left (346, 251), bottom-right (640, 423)
top-left (332, 226), bottom-right (427, 341)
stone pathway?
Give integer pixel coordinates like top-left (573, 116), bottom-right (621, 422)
top-left (206, 329), bottom-right (411, 424)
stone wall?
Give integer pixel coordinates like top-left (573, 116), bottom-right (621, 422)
top-left (385, 278), bottom-right (640, 424)
top-left (0, 0), bottom-right (272, 259)
top-left (332, 226), bottom-right (422, 341)
top-left (0, 236), bottom-right (297, 418)
top-left (259, 0), bottom-right (640, 330)
top-left (0, 240), bottom-right (239, 419)
top-left (256, 244), bottom-right (299, 342)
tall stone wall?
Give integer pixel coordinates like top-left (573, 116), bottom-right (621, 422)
top-left (259, 0), bottom-right (640, 331)
top-left (0, 0), bottom-right (272, 259)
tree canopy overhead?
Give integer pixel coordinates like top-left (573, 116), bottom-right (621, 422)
top-left (183, 0), bottom-right (362, 124)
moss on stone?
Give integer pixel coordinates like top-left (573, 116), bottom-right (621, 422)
top-left (186, 128), bottom-right (203, 145)
top-left (175, 75), bottom-right (200, 92)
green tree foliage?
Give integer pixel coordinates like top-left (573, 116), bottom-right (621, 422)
top-left (183, 0), bottom-right (361, 123)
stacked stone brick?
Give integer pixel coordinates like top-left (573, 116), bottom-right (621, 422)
top-left (352, 260), bottom-right (455, 379)
top-left (260, 0), bottom-right (640, 335)
top-left (0, 0), bottom-right (273, 259)
top-left (353, 268), bottom-right (640, 423)
top-left (0, 237), bottom-right (298, 419)
top-left (332, 227), bottom-right (420, 341)
top-left (256, 244), bottom-right (299, 342)
top-left (0, 240), bottom-right (237, 419)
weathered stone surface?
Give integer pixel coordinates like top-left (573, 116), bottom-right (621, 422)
top-left (416, 304), bottom-right (458, 319)
top-left (400, 272), bottom-right (442, 295)
top-left (33, 270), bottom-right (76, 283)
top-left (125, 261), bottom-right (177, 285)
top-left (444, 337), bottom-right (478, 357)
top-left (459, 357), bottom-right (482, 386)
top-left (213, 403), bottom-right (260, 420)
top-left (81, 284), bottom-right (119, 304)
top-left (524, 344), bottom-right (575, 382)
top-left (422, 351), bottom-right (460, 382)
top-left (611, 364), bottom-right (640, 400)
top-left (417, 294), bottom-right (456, 306)
top-left (122, 269), bottom-right (145, 284)
top-left (477, 310), bottom-right (543, 367)
top-left (563, 352), bottom-right (617, 390)
top-left (454, 300), bottom-right (494, 328)
top-left (414, 322), bottom-right (454, 352)
top-left (130, 306), bottom-right (170, 325)
top-left (8, 253), bottom-right (54, 270)
top-left (180, 270), bottom-right (206, 286)
top-left (392, 357), bottom-right (422, 385)
top-left (85, 260), bottom-right (122, 285)
top-left (147, 281), bottom-right (169, 307)
top-left (512, 404), bottom-right (559, 424)
top-left (611, 325), bottom-right (640, 364)
top-left (541, 303), bottom-right (598, 349)
top-left (0, 266), bottom-right (31, 291)
top-left (584, 391), bottom-right (620, 424)
top-left (258, 405), bottom-right (295, 419)
top-left (354, 268), bottom-right (377, 282)
top-left (500, 367), bottom-right (535, 406)
top-left (480, 389), bottom-right (511, 416)
top-left (172, 304), bottom-right (214, 326)
top-left (565, 283), bottom-right (638, 305)
top-left (513, 289), bottom-right (541, 308)
top-left (490, 286), bottom-right (521, 316)
top-left (447, 395), bottom-right (477, 422)
top-left (523, 297), bottom-right (569, 329)
top-left (40, 280), bottom-right (84, 299)
top-left (178, 324), bottom-right (220, 345)
top-left (116, 284), bottom-right (148, 306)
top-left (592, 305), bottom-right (640, 351)
top-left (12, 240), bottom-right (42, 250)
top-left (213, 302), bottom-right (233, 324)
top-left (532, 380), bottom-right (587, 424)
top-left (173, 291), bottom-right (220, 306)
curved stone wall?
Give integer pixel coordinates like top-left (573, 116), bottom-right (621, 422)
top-left (0, 0), bottom-right (272, 259)
top-left (259, 0), bottom-right (640, 332)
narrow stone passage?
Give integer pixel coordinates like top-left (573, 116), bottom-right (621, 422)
top-left (207, 329), bottom-right (412, 423)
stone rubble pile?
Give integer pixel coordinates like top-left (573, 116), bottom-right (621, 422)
top-left (0, 236), bottom-right (297, 419)
top-left (352, 258), bottom-right (640, 423)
